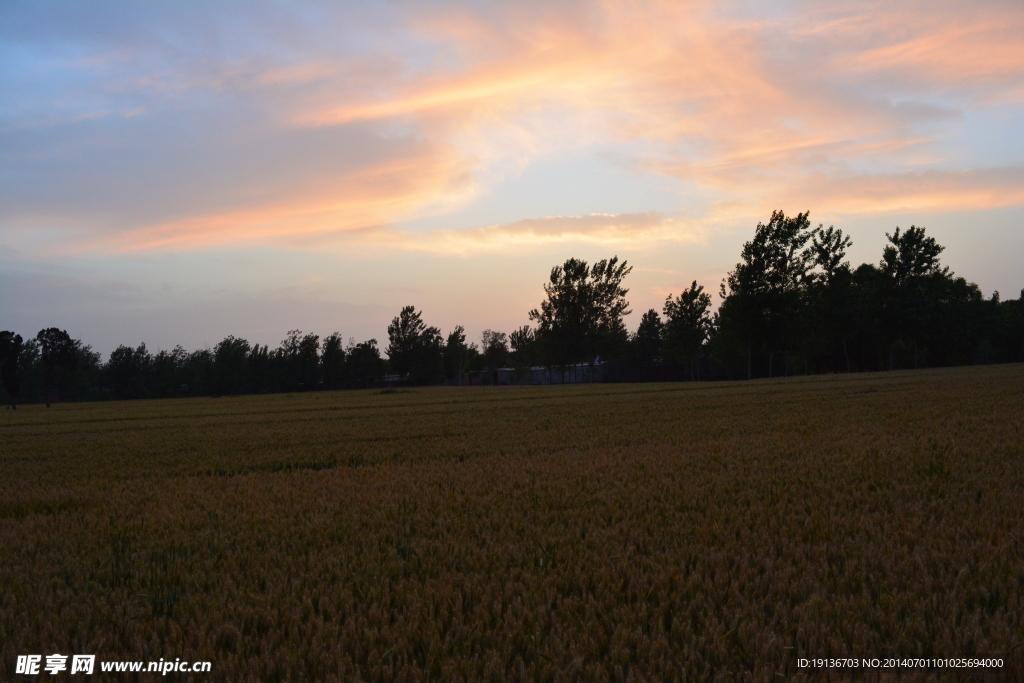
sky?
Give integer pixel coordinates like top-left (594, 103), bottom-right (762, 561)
top-left (2, 0), bottom-right (1023, 357)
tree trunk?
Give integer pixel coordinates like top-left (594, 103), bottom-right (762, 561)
top-left (768, 350), bottom-right (774, 378)
top-left (843, 338), bottom-right (851, 373)
top-left (888, 344), bottom-right (894, 371)
top-left (914, 340), bottom-right (918, 369)
top-left (747, 345), bottom-right (752, 381)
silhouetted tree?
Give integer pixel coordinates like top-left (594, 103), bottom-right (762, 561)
top-left (347, 338), bottom-right (385, 384)
top-left (279, 330), bottom-right (320, 390)
top-left (1010, 291), bottom-right (1024, 362)
top-left (718, 211), bottom-right (814, 378)
top-left (0, 331), bottom-right (24, 409)
top-left (879, 225), bottom-right (949, 369)
top-left (443, 326), bottom-right (471, 383)
top-left (36, 328), bottom-right (79, 406)
top-left (663, 281), bottom-right (712, 380)
top-left (214, 336), bottom-right (251, 395)
top-left (387, 306), bottom-right (443, 384)
top-left (106, 343), bottom-right (152, 399)
top-left (629, 310), bottom-right (663, 366)
top-left (321, 333), bottom-right (346, 388)
top-left (882, 226), bottom-right (946, 284)
top-left (246, 344), bottom-right (271, 394)
top-left (998, 290), bottom-right (1024, 363)
top-left (185, 349), bottom-right (215, 396)
top-left (151, 346), bottom-right (189, 397)
top-left (847, 263), bottom-right (887, 371)
top-left (529, 256), bottom-right (632, 369)
top-left (15, 339), bottom-right (41, 403)
top-left (509, 325), bottom-right (537, 368)
top-left (387, 307), bottom-right (424, 375)
top-left (481, 330), bottom-right (509, 370)
top-left (806, 226), bottom-right (854, 372)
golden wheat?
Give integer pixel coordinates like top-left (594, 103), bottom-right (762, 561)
top-left (2, 366), bottom-right (1023, 681)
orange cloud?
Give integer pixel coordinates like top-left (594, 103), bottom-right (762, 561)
top-left (415, 212), bottom-right (709, 254)
top-left (785, 167), bottom-right (1024, 216)
top-left (74, 153), bottom-right (479, 253)
top-left (88, 207), bottom-right (710, 256)
top-left (837, 7), bottom-right (1024, 95)
top-left (9, 1), bottom-right (1024, 256)
top-left (283, 2), bottom-right (1024, 231)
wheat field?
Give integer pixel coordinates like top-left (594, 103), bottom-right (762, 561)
top-left (2, 366), bottom-right (1023, 681)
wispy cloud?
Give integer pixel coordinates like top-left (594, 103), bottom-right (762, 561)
top-left (783, 166), bottom-right (1024, 215)
top-left (75, 154), bottom-right (480, 253)
top-left (411, 212), bottom-right (709, 254)
top-left (2, 1), bottom-right (1024, 254)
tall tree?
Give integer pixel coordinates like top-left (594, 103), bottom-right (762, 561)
top-left (387, 307), bottom-right (425, 376)
top-left (151, 346), bottom-right (189, 398)
top-left (0, 331), bottom-right (24, 409)
top-left (529, 256), bottom-right (632, 369)
top-left (214, 336), bottom-right (251, 395)
top-left (297, 333), bottom-right (321, 388)
top-left (321, 333), bottom-right (347, 388)
top-left (246, 344), bottom-right (271, 394)
top-left (880, 226), bottom-right (949, 369)
top-left (387, 306), bottom-right (443, 384)
top-left (184, 348), bottom-right (215, 396)
top-left (36, 328), bottom-right (79, 406)
top-left (881, 226), bottom-right (946, 284)
top-left (718, 211), bottom-right (815, 378)
top-left (279, 330), bottom-right (321, 390)
top-left (810, 226), bottom-right (853, 283)
top-left (509, 326), bottom-right (536, 368)
top-left (480, 330), bottom-right (509, 369)
top-left (1004, 291), bottom-right (1024, 363)
top-left (443, 326), bottom-right (476, 383)
top-left (347, 339), bottom-right (385, 383)
top-left (807, 225), bottom-right (854, 372)
top-left (630, 309), bottom-right (663, 366)
top-left (106, 343), bottom-right (153, 399)
top-left (663, 281), bottom-right (712, 380)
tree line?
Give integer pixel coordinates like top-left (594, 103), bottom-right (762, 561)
top-left (2, 211), bottom-right (1022, 406)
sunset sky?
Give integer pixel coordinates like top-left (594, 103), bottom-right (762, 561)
top-left (2, 0), bottom-right (1023, 355)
